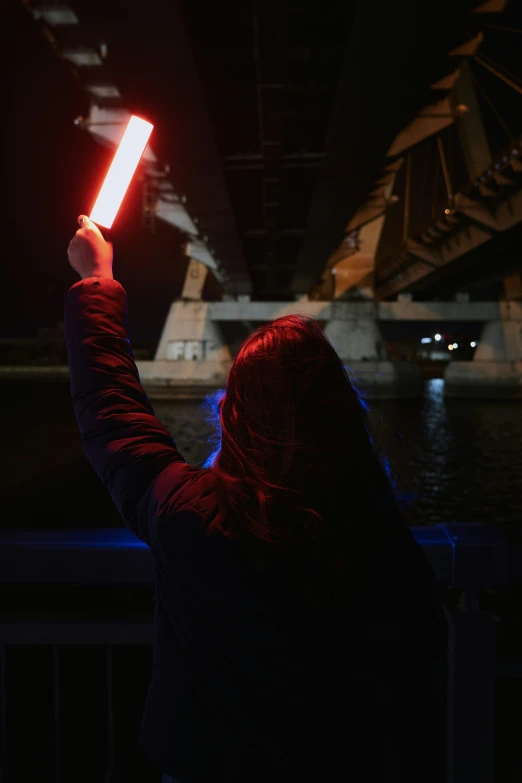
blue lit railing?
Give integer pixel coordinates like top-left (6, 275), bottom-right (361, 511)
top-left (1, 522), bottom-right (519, 587)
top-left (0, 523), bottom-right (521, 783)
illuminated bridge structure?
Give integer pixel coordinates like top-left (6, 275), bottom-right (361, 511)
top-left (22, 0), bottom-right (522, 399)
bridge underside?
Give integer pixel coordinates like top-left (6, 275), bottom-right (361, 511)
top-left (23, 0), bottom-right (517, 302)
top-left (374, 158), bottom-right (522, 299)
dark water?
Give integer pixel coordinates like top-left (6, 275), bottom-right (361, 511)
top-left (367, 378), bottom-right (522, 526)
top-left (1, 377), bottom-right (521, 528)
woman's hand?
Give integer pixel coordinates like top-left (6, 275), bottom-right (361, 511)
top-left (67, 215), bottom-right (114, 280)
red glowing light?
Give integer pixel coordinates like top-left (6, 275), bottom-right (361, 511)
top-left (90, 115), bottom-right (153, 229)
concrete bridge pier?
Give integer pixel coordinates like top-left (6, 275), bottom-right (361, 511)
top-left (136, 298), bottom-right (423, 399)
top-left (445, 302), bottom-right (522, 399)
top-left (323, 303), bottom-right (423, 399)
top-left (137, 299), bottom-right (233, 397)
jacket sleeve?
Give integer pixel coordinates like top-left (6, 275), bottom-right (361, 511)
top-left (64, 277), bottom-right (191, 546)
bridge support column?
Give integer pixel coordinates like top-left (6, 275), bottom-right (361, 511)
top-left (445, 303), bottom-right (522, 399)
top-left (325, 303), bottom-right (422, 398)
top-left (137, 299), bottom-right (423, 399)
top-left (316, 172), bottom-right (421, 398)
top-left (137, 300), bottom-right (233, 395)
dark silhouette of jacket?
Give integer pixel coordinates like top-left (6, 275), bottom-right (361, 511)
top-left (65, 278), bottom-right (448, 783)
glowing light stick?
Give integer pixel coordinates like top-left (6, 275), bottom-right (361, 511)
top-left (90, 115), bottom-right (154, 229)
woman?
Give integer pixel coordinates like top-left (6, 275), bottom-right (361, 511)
top-left (66, 216), bottom-right (448, 783)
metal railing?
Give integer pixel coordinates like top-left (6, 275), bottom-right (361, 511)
top-left (0, 523), bottom-right (521, 783)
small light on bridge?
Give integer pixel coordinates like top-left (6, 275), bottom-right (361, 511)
top-left (435, 333), bottom-right (442, 342)
top-left (421, 337), bottom-right (432, 344)
top-left (453, 103), bottom-right (468, 117)
top-left (470, 341), bottom-right (477, 348)
top-left (448, 345), bottom-right (454, 351)
top-left (453, 343), bottom-right (458, 349)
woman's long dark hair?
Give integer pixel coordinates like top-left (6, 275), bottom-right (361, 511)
top-left (203, 314), bottom-right (403, 578)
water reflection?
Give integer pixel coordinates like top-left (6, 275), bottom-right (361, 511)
top-left (1, 380), bottom-right (521, 528)
top-left (367, 379), bottom-right (522, 526)
top-left (410, 378), bottom-right (461, 524)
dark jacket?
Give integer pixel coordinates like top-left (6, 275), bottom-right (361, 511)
top-left (65, 278), bottom-right (448, 783)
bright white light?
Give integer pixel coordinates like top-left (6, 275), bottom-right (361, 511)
top-left (448, 344), bottom-right (454, 351)
top-left (421, 337), bottom-right (432, 344)
top-left (470, 341), bottom-right (477, 348)
top-left (90, 115), bottom-right (154, 228)
top-left (453, 343), bottom-right (458, 349)
top-left (434, 333), bottom-right (442, 341)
